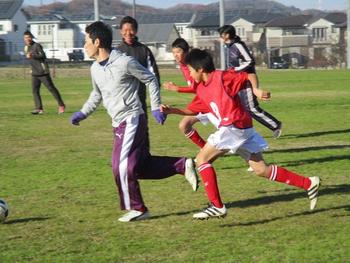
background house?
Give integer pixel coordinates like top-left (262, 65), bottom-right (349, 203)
top-left (0, 0), bottom-right (27, 61)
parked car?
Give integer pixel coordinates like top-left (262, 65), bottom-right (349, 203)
top-left (67, 49), bottom-right (84, 62)
top-left (271, 58), bottom-right (289, 69)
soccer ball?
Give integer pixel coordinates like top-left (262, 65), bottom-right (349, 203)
top-left (0, 199), bottom-right (9, 223)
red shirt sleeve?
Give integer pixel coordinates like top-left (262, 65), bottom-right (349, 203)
top-left (223, 70), bottom-right (248, 97)
top-left (187, 95), bottom-right (209, 114)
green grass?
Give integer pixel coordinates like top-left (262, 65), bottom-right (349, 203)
top-left (0, 69), bottom-right (350, 262)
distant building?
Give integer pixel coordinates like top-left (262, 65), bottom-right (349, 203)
top-left (0, 0), bottom-right (27, 61)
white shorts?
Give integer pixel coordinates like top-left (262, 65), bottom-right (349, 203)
top-left (207, 125), bottom-right (268, 160)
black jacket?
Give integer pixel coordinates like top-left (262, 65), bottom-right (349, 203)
top-left (25, 42), bottom-right (50, 76)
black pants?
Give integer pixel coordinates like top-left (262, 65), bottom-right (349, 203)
top-left (138, 86), bottom-right (150, 150)
top-left (238, 83), bottom-right (281, 131)
top-left (32, 74), bottom-right (65, 110)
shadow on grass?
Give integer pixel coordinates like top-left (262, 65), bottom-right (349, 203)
top-left (279, 128), bottom-right (350, 139)
top-left (264, 144), bottom-right (350, 154)
top-left (220, 153), bottom-right (350, 169)
top-left (150, 184), bottom-right (349, 221)
top-left (3, 217), bottom-right (50, 225)
top-left (277, 155), bottom-right (350, 167)
top-left (220, 205), bottom-right (350, 227)
top-left (225, 184), bottom-right (349, 209)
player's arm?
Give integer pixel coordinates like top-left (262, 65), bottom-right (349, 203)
top-left (31, 43), bottom-right (46, 60)
top-left (160, 104), bottom-right (196, 116)
top-left (163, 82), bottom-right (196, 93)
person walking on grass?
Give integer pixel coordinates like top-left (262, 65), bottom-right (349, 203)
top-left (70, 21), bottom-right (198, 222)
top-left (23, 30), bottom-right (65, 115)
top-left (218, 25), bottom-right (282, 138)
top-left (161, 49), bottom-right (320, 220)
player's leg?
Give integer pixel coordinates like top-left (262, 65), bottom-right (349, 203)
top-left (193, 143), bottom-right (227, 219)
top-left (247, 153), bottom-right (321, 210)
top-left (40, 75), bottom-right (65, 113)
top-left (238, 83), bottom-right (282, 137)
top-left (179, 116), bottom-right (206, 148)
top-left (31, 76), bottom-right (44, 114)
top-left (111, 114), bottom-right (150, 222)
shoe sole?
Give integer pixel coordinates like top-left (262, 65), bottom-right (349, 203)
top-left (185, 159), bottom-right (199, 191)
top-left (309, 178), bottom-right (321, 210)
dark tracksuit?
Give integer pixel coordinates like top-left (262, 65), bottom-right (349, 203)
top-left (26, 42), bottom-right (65, 110)
top-left (225, 40), bottom-right (281, 131)
top-left (117, 39), bottom-right (160, 149)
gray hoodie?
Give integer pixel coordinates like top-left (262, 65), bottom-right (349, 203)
top-left (81, 49), bottom-right (161, 127)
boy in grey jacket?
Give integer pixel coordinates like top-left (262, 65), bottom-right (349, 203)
top-left (23, 31), bottom-right (65, 114)
top-left (71, 21), bottom-right (198, 222)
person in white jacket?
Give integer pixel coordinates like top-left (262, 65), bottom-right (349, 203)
top-left (70, 21), bottom-right (198, 222)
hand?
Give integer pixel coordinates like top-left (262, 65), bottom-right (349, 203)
top-left (152, 109), bottom-right (167, 125)
top-left (163, 82), bottom-right (179, 91)
top-left (71, 111), bottom-right (86, 126)
top-left (26, 52), bottom-right (33, 59)
top-left (160, 104), bottom-right (172, 114)
top-left (254, 88), bottom-right (271, 101)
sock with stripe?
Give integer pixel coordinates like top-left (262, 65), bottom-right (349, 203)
top-left (185, 129), bottom-right (206, 148)
top-left (198, 163), bottom-right (223, 208)
top-left (269, 165), bottom-right (311, 190)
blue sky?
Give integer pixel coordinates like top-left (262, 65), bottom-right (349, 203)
top-left (23, 0), bottom-right (347, 11)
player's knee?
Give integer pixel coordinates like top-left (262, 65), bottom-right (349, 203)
top-left (178, 119), bottom-right (192, 134)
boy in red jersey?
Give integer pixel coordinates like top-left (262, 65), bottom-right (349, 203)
top-left (161, 49), bottom-right (320, 220)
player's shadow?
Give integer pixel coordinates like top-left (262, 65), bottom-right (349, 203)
top-left (3, 217), bottom-right (50, 225)
top-left (225, 184), bottom-right (349, 209)
top-left (275, 155), bottom-right (350, 167)
top-left (264, 144), bottom-right (350, 154)
top-left (220, 204), bottom-right (350, 228)
top-left (279, 128), bottom-right (350, 139)
top-left (150, 184), bottom-right (349, 221)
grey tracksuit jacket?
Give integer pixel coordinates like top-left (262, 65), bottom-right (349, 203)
top-left (80, 49), bottom-right (161, 127)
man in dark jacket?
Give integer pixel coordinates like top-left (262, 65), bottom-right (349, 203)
top-left (23, 30), bottom-right (65, 115)
top-left (117, 16), bottom-right (161, 148)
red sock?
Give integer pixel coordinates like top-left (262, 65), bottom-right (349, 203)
top-left (198, 163), bottom-right (223, 208)
top-left (185, 129), bottom-right (206, 148)
top-left (269, 165), bottom-right (311, 190)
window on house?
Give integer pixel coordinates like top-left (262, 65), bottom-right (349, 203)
top-left (237, 27), bottom-right (245, 37)
top-left (38, 25), bottom-right (42, 35)
top-left (13, 24), bottom-right (18, 32)
top-left (177, 26), bottom-right (183, 35)
top-left (0, 25), bottom-right (3, 31)
top-left (312, 28), bottom-right (327, 41)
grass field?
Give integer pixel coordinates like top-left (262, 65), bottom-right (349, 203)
top-left (0, 69), bottom-right (350, 262)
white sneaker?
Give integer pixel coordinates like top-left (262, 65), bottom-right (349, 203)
top-left (185, 158), bottom-right (199, 191)
top-left (307, 176), bottom-right (321, 210)
top-left (193, 204), bottom-right (227, 220)
top-left (118, 210), bottom-right (150, 222)
top-left (247, 166), bottom-right (254, 172)
top-left (273, 128), bottom-right (282, 139)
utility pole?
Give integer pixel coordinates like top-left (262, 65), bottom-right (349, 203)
top-left (347, 0), bottom-right (350, 69)
top-left (94, 0), bottom-right (99, 21)
top-left (219, 0), bottom-right (225, 69)
top-left (132, 0), bottom-right (136, 18)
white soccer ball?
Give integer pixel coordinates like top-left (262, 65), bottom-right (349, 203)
top-left (0, 199), bottom-right (9, 223)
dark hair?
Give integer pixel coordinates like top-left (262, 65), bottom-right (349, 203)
top-left (23, 30), bottom-right (35, 38)
top-left (185, 48), bottom-right (215, 73)
top-left (120, 16), bottom-right (138, 32)
top-left (217, 25), bottom-right (241, 41)
top-left (171, 38), bottom-right (190, 53)
top-left (85, 21), bottom-right (112, 50)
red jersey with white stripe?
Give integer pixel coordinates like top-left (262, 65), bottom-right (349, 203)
top-left (177, 62), bottom-right (197, 93)
top-left (187, 70), bottom-right (252, 129)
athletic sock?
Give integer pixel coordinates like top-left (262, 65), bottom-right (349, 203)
top-left (198, 163), bottom-right (223, 208)
top-left (269, 165), bottom-right (311, 190)
top-left (185, 129), bottom-right (206, 148)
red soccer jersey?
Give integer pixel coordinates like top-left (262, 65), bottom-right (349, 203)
top-left (187, 70), bottom-right (252, 129)
top-left (177, 62), bottom-right (197, 93)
